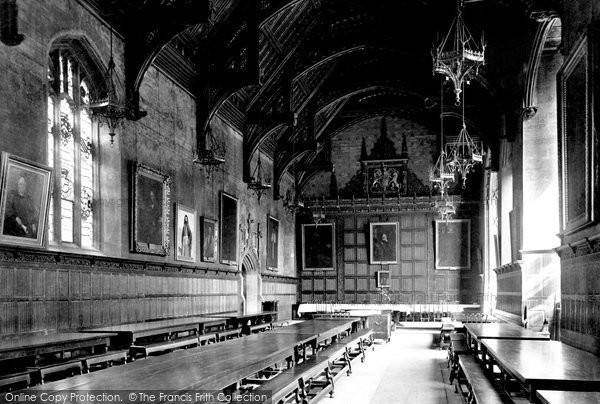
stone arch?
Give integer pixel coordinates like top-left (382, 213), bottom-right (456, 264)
top-left (240, 249), bottom-right (262, 315)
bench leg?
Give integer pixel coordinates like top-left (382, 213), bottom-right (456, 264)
top-left (344, 350), bottom-right (352, 375)
top-left (325, 367), bottom-right (335, 398)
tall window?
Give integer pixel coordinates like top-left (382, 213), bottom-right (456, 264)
top-left (47, 47), bottom-right (97, 248)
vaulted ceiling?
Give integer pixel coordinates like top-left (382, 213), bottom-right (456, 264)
top-left (81, 0), bottom-right (561, 196)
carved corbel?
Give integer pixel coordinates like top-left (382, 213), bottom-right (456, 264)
top-left (520, 105), bottom-right (538, 120)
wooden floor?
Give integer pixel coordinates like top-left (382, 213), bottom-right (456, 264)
top-left (329, 331), bottom-right (462, 404)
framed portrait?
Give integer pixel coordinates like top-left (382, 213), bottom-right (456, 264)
top-left (369, 222), bottom-right (398, 264)
top-left (0, 152), bottom-right (53, 248)
top-left (267, 215), bottom-right (279, 271)
top-left (558, 26), bottom-right (599, 234)
top-left (175, 204), bottom-right (196, 263)
top-left (220, 192), bottom-right (238, 265)
top-left (201, 217), bottom-right (218, 262)
top-left (376, 271), bottom-right (390, 288)
top-left (435, 219), bottom-right (470, 270)
top-left (302, 223), bottom-right (335, 271)
top-left (131, 163), bottom-right (171, 255)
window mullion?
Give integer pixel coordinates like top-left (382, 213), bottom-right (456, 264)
top-left (92, 120), bottom-right (99, 248)
top-left (52, 97), bottom-right (62, 244)
top-left (73, 60), bottom-right (82, 246)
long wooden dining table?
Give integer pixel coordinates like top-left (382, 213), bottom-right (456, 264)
top-left (536, 389), bottom-right (600, 404)
top-left (16, 319), bottom-right (360, 403)
top-left (481, 339), bottom-right (600, 401)
top-left (23, 332), bottom-right (316, 395)
top-left (269, 318), bottom-right (357, 362)
top-left (464, 322), bottom-right (549, 353)
top-left (79, 316), bottom-right (227, 345)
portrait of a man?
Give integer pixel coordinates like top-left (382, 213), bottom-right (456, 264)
top-left (370, 222), bottom-right (398, 264)
top-left (202, 217), bottom-right (217, 262)
top-left (267, 216), bottom-right (279, 270)
top-left (302, 223), bottom-right (335, 270)
top-left (0, 153), bottom-right (52, 248)
top-left (435, 219), bottom-right (470, 269)
top-left (138, 175), bottom-right (163, 246)
top-left (220, 192), bottom-right (238, 265)
top-left (131, 163), bottom-right (171, 255)
top-left (3, 176), bottom-right (38, 238)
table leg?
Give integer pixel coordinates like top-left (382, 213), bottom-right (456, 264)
top-left (481, 345), bottom-right (488, 369)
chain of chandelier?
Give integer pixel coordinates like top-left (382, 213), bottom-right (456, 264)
top-left (429, 0), bottom-right (485, 220)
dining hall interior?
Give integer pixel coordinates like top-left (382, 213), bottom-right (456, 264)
top-left (0, 0), bottom-right (599, 403)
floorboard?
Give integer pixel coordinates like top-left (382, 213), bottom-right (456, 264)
top-left (328, 331), bottom-right (463, 404)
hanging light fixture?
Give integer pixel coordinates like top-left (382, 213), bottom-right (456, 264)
top-left (193, 125), bottom-right (226, 178)
top-left (446, 84), bottom-right (482, 187)
top-left (283, 143), bottom-right (305, 215)
top-left (429, 82), bottom-right (454, 198)
top-left (89, 26), bottom-right (127, 147)
top-left (432, 0), bottom-right (485, 105)
top-left (248, 155), bottom-right (271, 203)
top-left (283, 188), bottom-right (304, 216)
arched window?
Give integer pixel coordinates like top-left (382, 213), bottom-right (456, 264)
top-left (47, 44), bottom-right (101, 248)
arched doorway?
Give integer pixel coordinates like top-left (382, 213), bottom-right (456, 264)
top-left (240, 250), bottom-right (262, 315)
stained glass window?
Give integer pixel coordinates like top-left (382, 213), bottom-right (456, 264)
top-left (47, 48), bottom-right (97, 247)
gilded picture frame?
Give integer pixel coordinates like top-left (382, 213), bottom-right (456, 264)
top-left (131, 163), bottom-right (171, 255)
top-left (558, 26), bottom-right (599, 234)
top-left (302, 223), bottom-right (335, 271)
top-left (0, 152), bottom-right (53, 248)
top-left (175, 203), bottom-right (197, 263)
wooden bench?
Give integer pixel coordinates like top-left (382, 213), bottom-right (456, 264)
top-left (217, 329), bottom-right (242, 342)
top-left (271, 320), bottom-right (291, 328)
top-left (28, 360), bottom-right (83, 384)
top-left (251, 329), bottom-right (374, 403)
top-left (82, 350), bottom-right (129, 373)
top-left (250, 323), bottom-right (271, 334)
top-left (252, 354), bottom-right (335, 404)
top-left (333, 328), bottom-right (374, 363)
top-left (448, 333), bottom-right (468, 368)
top-left (0, 371), bottom-right (31, 392)
top-left (321, 329), bottom-right (374, 377)
top-left (448, 335), bottom-right (470, 384)
top-left (198, 333), bottom-right (217, 345)
top-left (129, 336), bottom-right (199, 359)
top-left (454, 355), bottom-right (504, 404)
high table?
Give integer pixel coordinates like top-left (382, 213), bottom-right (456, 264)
top-left (79, 316), bottom-right (227, 345)
top-left (481, 339), bottom-right (600, 401)
top-left (464, 322), bottom-right (549, 361)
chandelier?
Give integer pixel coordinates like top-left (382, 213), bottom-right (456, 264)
top-left (446, 86), bottom-right (482, 187)
top-left (432, 0), bottom-right (485, 105)
top-left (429, 82), bottom-right (454, 197)
top-left (248, 155), bottom-right (271, 203)
top-left (193, 125), bottom-right (225, 178)
top-left (447, 123), bottom-right (482, 187)
top-left (429, 151), bottom-right (455, 197)
top-left (89, 27), bottom-right (127, 147)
